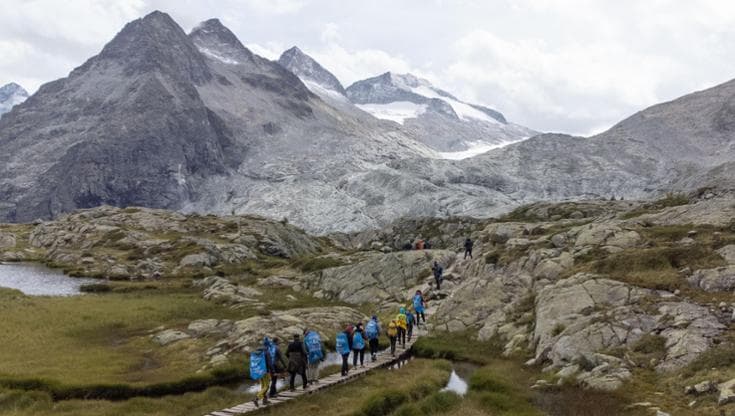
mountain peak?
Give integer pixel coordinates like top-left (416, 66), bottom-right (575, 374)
top-left (0, 82), bottom-right (28, 98)
top-left (278, 46), bottom-right (345, 95)
top-left (0, 82), bottom-right (29, 115)
top-left (189, 18), bottom-right (254, 65)
top-left (91, 10), bottom-right (211, 84)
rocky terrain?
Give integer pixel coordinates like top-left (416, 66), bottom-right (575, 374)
top-left (0, 82), bottom-right (28, 116)
top-left (2, 11), bottom-right (734, 235)
top-left (3, 192), bottom-right (735, 413)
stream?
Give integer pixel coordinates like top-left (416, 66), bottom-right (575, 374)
top-left (0, 263), bottom-right (96, 296)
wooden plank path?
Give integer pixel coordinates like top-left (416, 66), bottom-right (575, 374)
top-left (204, 325), bottom-right (429, 416)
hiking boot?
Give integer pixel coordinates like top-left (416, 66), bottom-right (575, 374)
top-left (253, 398), bottom-right (259, 408)
top-left (262, 398), bottom-right (269, 406)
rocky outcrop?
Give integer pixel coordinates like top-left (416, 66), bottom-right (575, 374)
top-left (533, 273), bottom-right (725, 374)
top-left (305, 250), bottom-right (456, 305)
top-left (687, 266), bottom-right (735, 292)
top-left (193, 276), bottom-right (264, 306)
top-left (18, 205), bottom-right (321, 279)
top-left (0, 232), bottom-right (15, 250)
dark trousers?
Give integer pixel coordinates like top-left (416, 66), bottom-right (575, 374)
top-left (389, 336), bottom-right (397, 355)
top-left (341, 353), bottom-right (350, 375)
top-left (269, 373), bottom-right (279, 396)
top-left (407, 323), bottom-right (413, 341)
top-left (289, 368), bottom-right (307, 390)
top-left (415, 312), bottom-right (425, 325)
top-left (369, 338), bottom-right (379, 359)
top-left (464, 248), bottom-right (473, 259)
top-left (352, 348), bottom-right (364, 366)
top-left (434, 276), bottom-right (442, 290)
top-left (398, 328), bottom-right (406, 347)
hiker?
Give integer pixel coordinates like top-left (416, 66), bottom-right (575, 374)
top-left (406, 309), bottom-right (415, 341)
top-left (268, 337), bottom-right (287, 397)
top-left (304, 329), bottom-right (324, 385)
top-left (366, 315), bottom-right (381, 361)
top-left (396, 307), bottom-right (408, 348)
top-left (252, 339), bottom-right (274, 407)
top-left (352, 322), bottom-right (366, 368)
top-left (431, 261), bottom-right (443, 290)
top-left (286, 334), bottom-right (308, 391)
top-left (337, 325), bottom-right (353, 376)
top-left (413, 290), bottom-right (426, 326)
top-left (416, 239), bottom-right (425, 250)
top-left (464, 237), bottom-right (474, 259)
top-left (403, 240), bottom-right (413, 251)
top-left (425, 239), bottom-right (432, 249)
top-left (387, 319), bottom-right (398, 356)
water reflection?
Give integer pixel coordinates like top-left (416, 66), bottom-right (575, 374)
top-left (0, 263), bottom-right (96, 296)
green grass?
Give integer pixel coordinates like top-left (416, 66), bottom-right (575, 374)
top-left (413, 332), bottom-right (504, 364)
top-left (0, 386), bottom-right (248, 416)
top-left (0, 288), bottom-right (245, 392)
top-left (292, 256), bottom-right (346, 273)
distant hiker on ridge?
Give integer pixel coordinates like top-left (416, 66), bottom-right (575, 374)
top-left (431, 261), bottom-right (444, 290)
top-left (464, 237), bottom-right (474, 259)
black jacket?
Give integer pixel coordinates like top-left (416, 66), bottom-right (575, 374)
top-left (286, 340), bottom-right (307, 372)
top-left (465, 239), bottom-right (473, 249)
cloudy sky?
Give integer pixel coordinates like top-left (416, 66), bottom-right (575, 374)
top-left (2, 0), bottom-right (735, 135)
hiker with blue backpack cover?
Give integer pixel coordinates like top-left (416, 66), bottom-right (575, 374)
top-left (352, 322), bottom-right (367, 367)
top-left (251, 338), bottom-right (275, 407)
top-left (413, 290), bottom-right (426, 326)
top-left (366, 316), bottom-right (380, 362)
top-left (303, 329), bottom-right (324, 385)
top-left (268, 337), bottom-right (287, 398)
top-left (337, 325), bottom-right (353, 376)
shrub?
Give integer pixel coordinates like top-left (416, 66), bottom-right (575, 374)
top-left (293, 256), bottom-right (345, 273)
top-left (356, 389), bottom-right (409, 416)
top-left (80, 283), bottom-right (112, 293)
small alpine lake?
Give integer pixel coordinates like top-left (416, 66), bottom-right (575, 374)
top-left (0, 262), bottom-right (97, 296)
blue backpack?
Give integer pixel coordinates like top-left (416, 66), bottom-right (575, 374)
top-left (407, 312), bottom-right (415, 325)
top-left (336, 332), bottom-right (351, 355)
top-left (304, 331), bottom-right (323, 363)
top-left (353, 331), bottom-right (365, 350)
top-left (366, 320), bottom-right (379, 340)
top-left (249, 349), bottom-right (267, 380)
top-left (264, 337), bottom-right (277, 361)
top-left (413, 295), bottom-right (424, 312)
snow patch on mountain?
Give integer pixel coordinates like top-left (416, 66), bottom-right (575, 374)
top-left (0, 83), bottom-right (29, 116)
top-left (197, 47), bottom-right (240, 65)
top-left (435, 139), bottom-right (526, 160)
top-left (302, 80), bottom-right (349, 103)
top-left (356, 101), bottom-right (427, 125)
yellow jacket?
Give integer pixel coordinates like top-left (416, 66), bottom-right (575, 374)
top-left (396, 313), bottom-right (407, 330)
top-left (387, 321), bottom-right (398, 337)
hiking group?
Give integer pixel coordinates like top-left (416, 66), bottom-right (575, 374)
top-left (249, 290), bottom-right (428, 407)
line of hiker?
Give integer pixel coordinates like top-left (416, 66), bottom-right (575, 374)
top-left (248, 289), bottom-right (429, 407)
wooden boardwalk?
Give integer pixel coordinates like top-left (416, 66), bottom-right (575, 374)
top-left (204, 326), bottom-right (428, 416)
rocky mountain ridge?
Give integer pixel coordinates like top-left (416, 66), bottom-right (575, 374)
top-left (0, 10), bottom-right (734, 235)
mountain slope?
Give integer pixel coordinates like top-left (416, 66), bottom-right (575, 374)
top-left (278, 46), bottom-right (346, 97)
top-left (0, 83), bottom-right (28, 116)
top-left (0, 12), bottom-right (434, 227)
top-left (346, 72), bottom-right (537, 152)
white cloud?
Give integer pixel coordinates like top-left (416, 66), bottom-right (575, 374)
top-left (2, 0), bottom-right (735, 135)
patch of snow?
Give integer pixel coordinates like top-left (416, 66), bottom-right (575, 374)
top-left (356, 101), bottom-right (427, 125)
top-left (435, 138), bottom-right (526, 160)
top-left (412, 85), bottom-right (499, 124)
top-left (197, 47), bottom-right (239, 65)
top-left (303, 80), bottom-right (349, 103)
